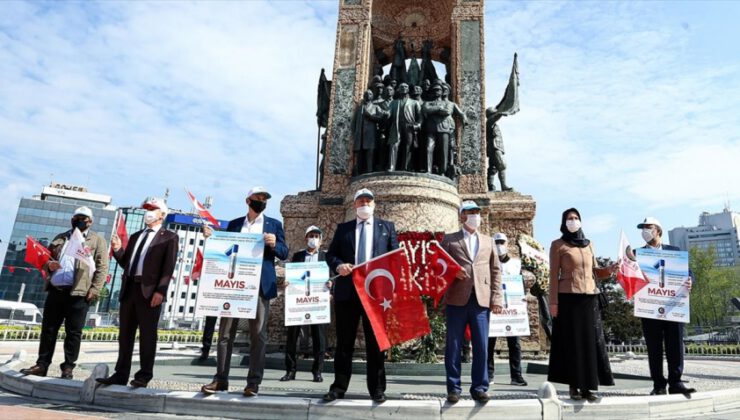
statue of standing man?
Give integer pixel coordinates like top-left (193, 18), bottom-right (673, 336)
top-left (486, 53), bottom-right (519, 191)
top-left (386, 83), bottom-right (422, 172)
top-left (353, 90), bottom-right (388, 175)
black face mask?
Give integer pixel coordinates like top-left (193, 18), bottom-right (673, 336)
top-left (72, 218), bottom-right (89, 231)
top-left (248, 200), bottom-right (267, 214)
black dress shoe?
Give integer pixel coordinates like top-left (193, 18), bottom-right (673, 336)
top-left (243, 384), bottom-right (259, 397)
top-left (129, 378), bottom-right (148, 388)
top-left (447, 392), bottom-right (460, 403)
top-left (96, 375), bottom-right (127, 386)
top-left (280, 372), bottom-right (296, 382)
top-left (201, 380), bottom-right (228, 394)
top-left (61, 367), bottom-right (74, 380)
top-left (322, 390), bottom-right (344, 402)
top-left (471, 391), bottom-right (490, 402)
top-left (510, 377), bottom-right (527, 386)
top-left (650, 388), bottom-right (667, 395)
top-left (312, 373), bottom-right (323, 383)
top-left (19, 365), bottom-right (47, 377)
top-left (669, 383), bottom-right (696, 395)
top-left (372, 392), bottom-right (387, 403)
top-left (198, 349), bottom-right (209, 361)
top-left (569, 386), bottom-right (582, 400)
top-left (580, 390), bottom-right (598, 402)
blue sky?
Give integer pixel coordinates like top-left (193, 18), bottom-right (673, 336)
top-left (1, 1), bottom-right (738, 262)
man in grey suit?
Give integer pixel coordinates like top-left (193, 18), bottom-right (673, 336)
top-left (442, 200), bottom-right (503, 404)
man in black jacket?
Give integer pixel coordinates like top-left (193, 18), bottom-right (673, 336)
top-left (323, 188), bottom-right (398, 403)
top-left (637, 217), bottom-right (695, 396)
top-left (97, 197), bottom-right (178, 388)
top-left (281, 225), bottom-right (329, 383)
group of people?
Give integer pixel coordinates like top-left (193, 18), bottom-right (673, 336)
top-left (353, 76), bottom-right (466, 178)
top-left (18, 186), bottom-right (696, 403)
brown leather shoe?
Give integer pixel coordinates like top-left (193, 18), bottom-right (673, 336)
top-left (243, 384), bottom-right (259, 397)
top-left (201, 380), bottom-right (228, 394)
top-left (129, 378), bottom-right (148, 388)
top-left (19, 365), bottom-right (47, 377)
top-left (61, 366), bottom-right (74, 379)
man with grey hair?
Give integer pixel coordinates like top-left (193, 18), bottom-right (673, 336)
top-left (20, 206), bottom-right (108, 380)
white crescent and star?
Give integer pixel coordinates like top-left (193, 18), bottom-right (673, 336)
top-left (434, 258), bottom-right (448, 277)
top-left (364, 268), bottom-right (396, 311)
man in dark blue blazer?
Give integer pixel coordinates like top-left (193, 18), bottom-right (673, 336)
top-left (323, 188), bottom-right (399, 403)
top-left (637, 217), bottom-right (695, 396)
top-left (201, 186), bottom-right (289, 397)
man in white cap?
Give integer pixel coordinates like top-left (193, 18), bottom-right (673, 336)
top-left (200, 186), bottom-right (288, 397)
top-left (20, 207), bottom-right (109, 380)
top-left (442, 200), bottom-right (503, 403)
top-left (323, 188), bottom-right (398, 403)
top-left (487, 232), bottom-right (527, 386)
top-left (97, 197), bottom-right (178, 388)
top-left (281, 225), bottom-right (328, 383)
top-left (637, 217), bottom-right (695, 396)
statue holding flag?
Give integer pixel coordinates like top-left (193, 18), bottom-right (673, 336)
top-left (486, 53), bottom-right (520, 192)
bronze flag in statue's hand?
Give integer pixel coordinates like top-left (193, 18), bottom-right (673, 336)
top-left (494, 53), bottom-right (520, 116)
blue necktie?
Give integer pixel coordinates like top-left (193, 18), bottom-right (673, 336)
top-left (357, 222), bottom-right (367, 264)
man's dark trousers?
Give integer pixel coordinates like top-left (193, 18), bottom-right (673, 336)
top-left (641, 317), bottom-right (685, 389)
top-left (36, 287), bottom-right (90, 370)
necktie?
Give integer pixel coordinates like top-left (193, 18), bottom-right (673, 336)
top-left (357, 222), bottom-right (367, 264)
top-left (129, 229), bottom-right (153, 278)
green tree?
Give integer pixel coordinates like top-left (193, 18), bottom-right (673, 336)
top-left (689, 247), bottom-right (740, 327)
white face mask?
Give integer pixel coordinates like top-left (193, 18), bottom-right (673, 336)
top-left (464, 214), bottom-right (481, 230)
top-left (144, 210), bottom-right (160, 225)
top-left (356, 205), bottom-right (374, 220)
top-left (641, 228), bottom-right (655, 243)
top-left (307, 237), bottom-right (320, 249)
top-left (565, 219), bottom-right (581, 233)
top-left (496, 244), bottom-right (507, 256)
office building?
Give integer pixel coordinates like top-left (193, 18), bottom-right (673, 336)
top-left (0, 184), bottom-right (117, 307)
top-left (669, 207), bottom-right (740, 267)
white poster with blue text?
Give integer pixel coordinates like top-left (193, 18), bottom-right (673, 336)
top-left (195, 231), bottom-right (264, 319)
top-left (634, 248), bottom-right (690, 323)
top-left (489, 274), bottom-right (530, 337)
top-left (284, 262), bottom-right (331, 326)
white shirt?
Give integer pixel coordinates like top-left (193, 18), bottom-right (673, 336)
top-left (241, 213), bottom-right (264, 234)
top-left (500, 256), bottom-right (522, 276)
top-left (50, 230), bottom-right (87, 287)
top-left (131, 224), bottom-right (162, 276)
top-left (304, 248), bottom-right (319, 263)
top-left (462, 228), bottom-right (479, 260)
top-left (355, 217), bottom-right (374, 265)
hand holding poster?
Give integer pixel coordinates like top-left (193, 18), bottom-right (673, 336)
top-left (195, 231), bottom-right (264, 319)
top-left (633, 248), bottom-right (691, 323)
top-left (489, 274), bottom-right (530, 337)
top-left (284, 262), bottom-right (331, 326)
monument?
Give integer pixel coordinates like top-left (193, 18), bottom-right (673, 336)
top-left (280, 0), bottom-right (542, 351)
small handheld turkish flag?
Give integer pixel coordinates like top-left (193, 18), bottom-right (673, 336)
top-left (191, 248), bottom-right (204, 282)
top-left (617, 230), bottom-right (649, 299)
top-left (353, 248), bottom-right (430, 351)
top-left (25, 236), bottom-right (52, 278)
top-left (186, 190), bottom-right (220, 228)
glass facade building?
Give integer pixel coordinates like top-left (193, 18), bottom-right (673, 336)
top-left (0, 185), bottom-right (116, 308)
top-left (103, 207), bottom-right (146, 312)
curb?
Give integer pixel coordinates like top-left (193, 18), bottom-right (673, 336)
top-left (3, 349), bottom-right (740, 419)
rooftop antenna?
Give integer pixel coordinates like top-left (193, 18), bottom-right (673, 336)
top-left (724, 193), bottom-right (731, 212)
top-left (164, 187), bottom-right (170, 202)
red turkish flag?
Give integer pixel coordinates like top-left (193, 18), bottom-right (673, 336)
top-left (191, 248), bottom-right (204, 282)
top-left (617, 231), bottom-right (649, 299)
top-left (25, 236), bottom-right (52, 278)
top-left (352, 248), bottom-right (430, 351)
top-left (425, 242), bottom-right (462, 308)
top-left (186, 190), bottom-right (220, 228)
top-left (110, 211), bottom-right (129, 257)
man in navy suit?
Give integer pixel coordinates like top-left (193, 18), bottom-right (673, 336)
top-left (323, 188), bottom-right (399, 403)
top-left (637, 217), bottom-right (695, 396)
top-left (281, 225), bottom-right (329, 383)
top-left (200, 186), bottom-right (289, 397)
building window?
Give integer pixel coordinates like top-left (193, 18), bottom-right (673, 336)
top-left (199, 240), bottom-right (204, 246)
top-left (189, 238), bottom-right (194, 245)
top-left (191, 293), bottom-right (196, 299)
top-left (178, 306), bottom-right (184, 313)
top-left (189, 307), bottom-right (195, 314)
top-left (181, 292), bottom-right (186, 299)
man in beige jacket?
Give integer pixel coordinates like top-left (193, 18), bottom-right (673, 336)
top-left (20, 206), bottom-right (108, 379)
top-left (442, 200), bottom-right (503, 403)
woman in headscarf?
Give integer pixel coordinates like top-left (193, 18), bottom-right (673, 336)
top-left (547, 208), bottom-right (617, 401)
